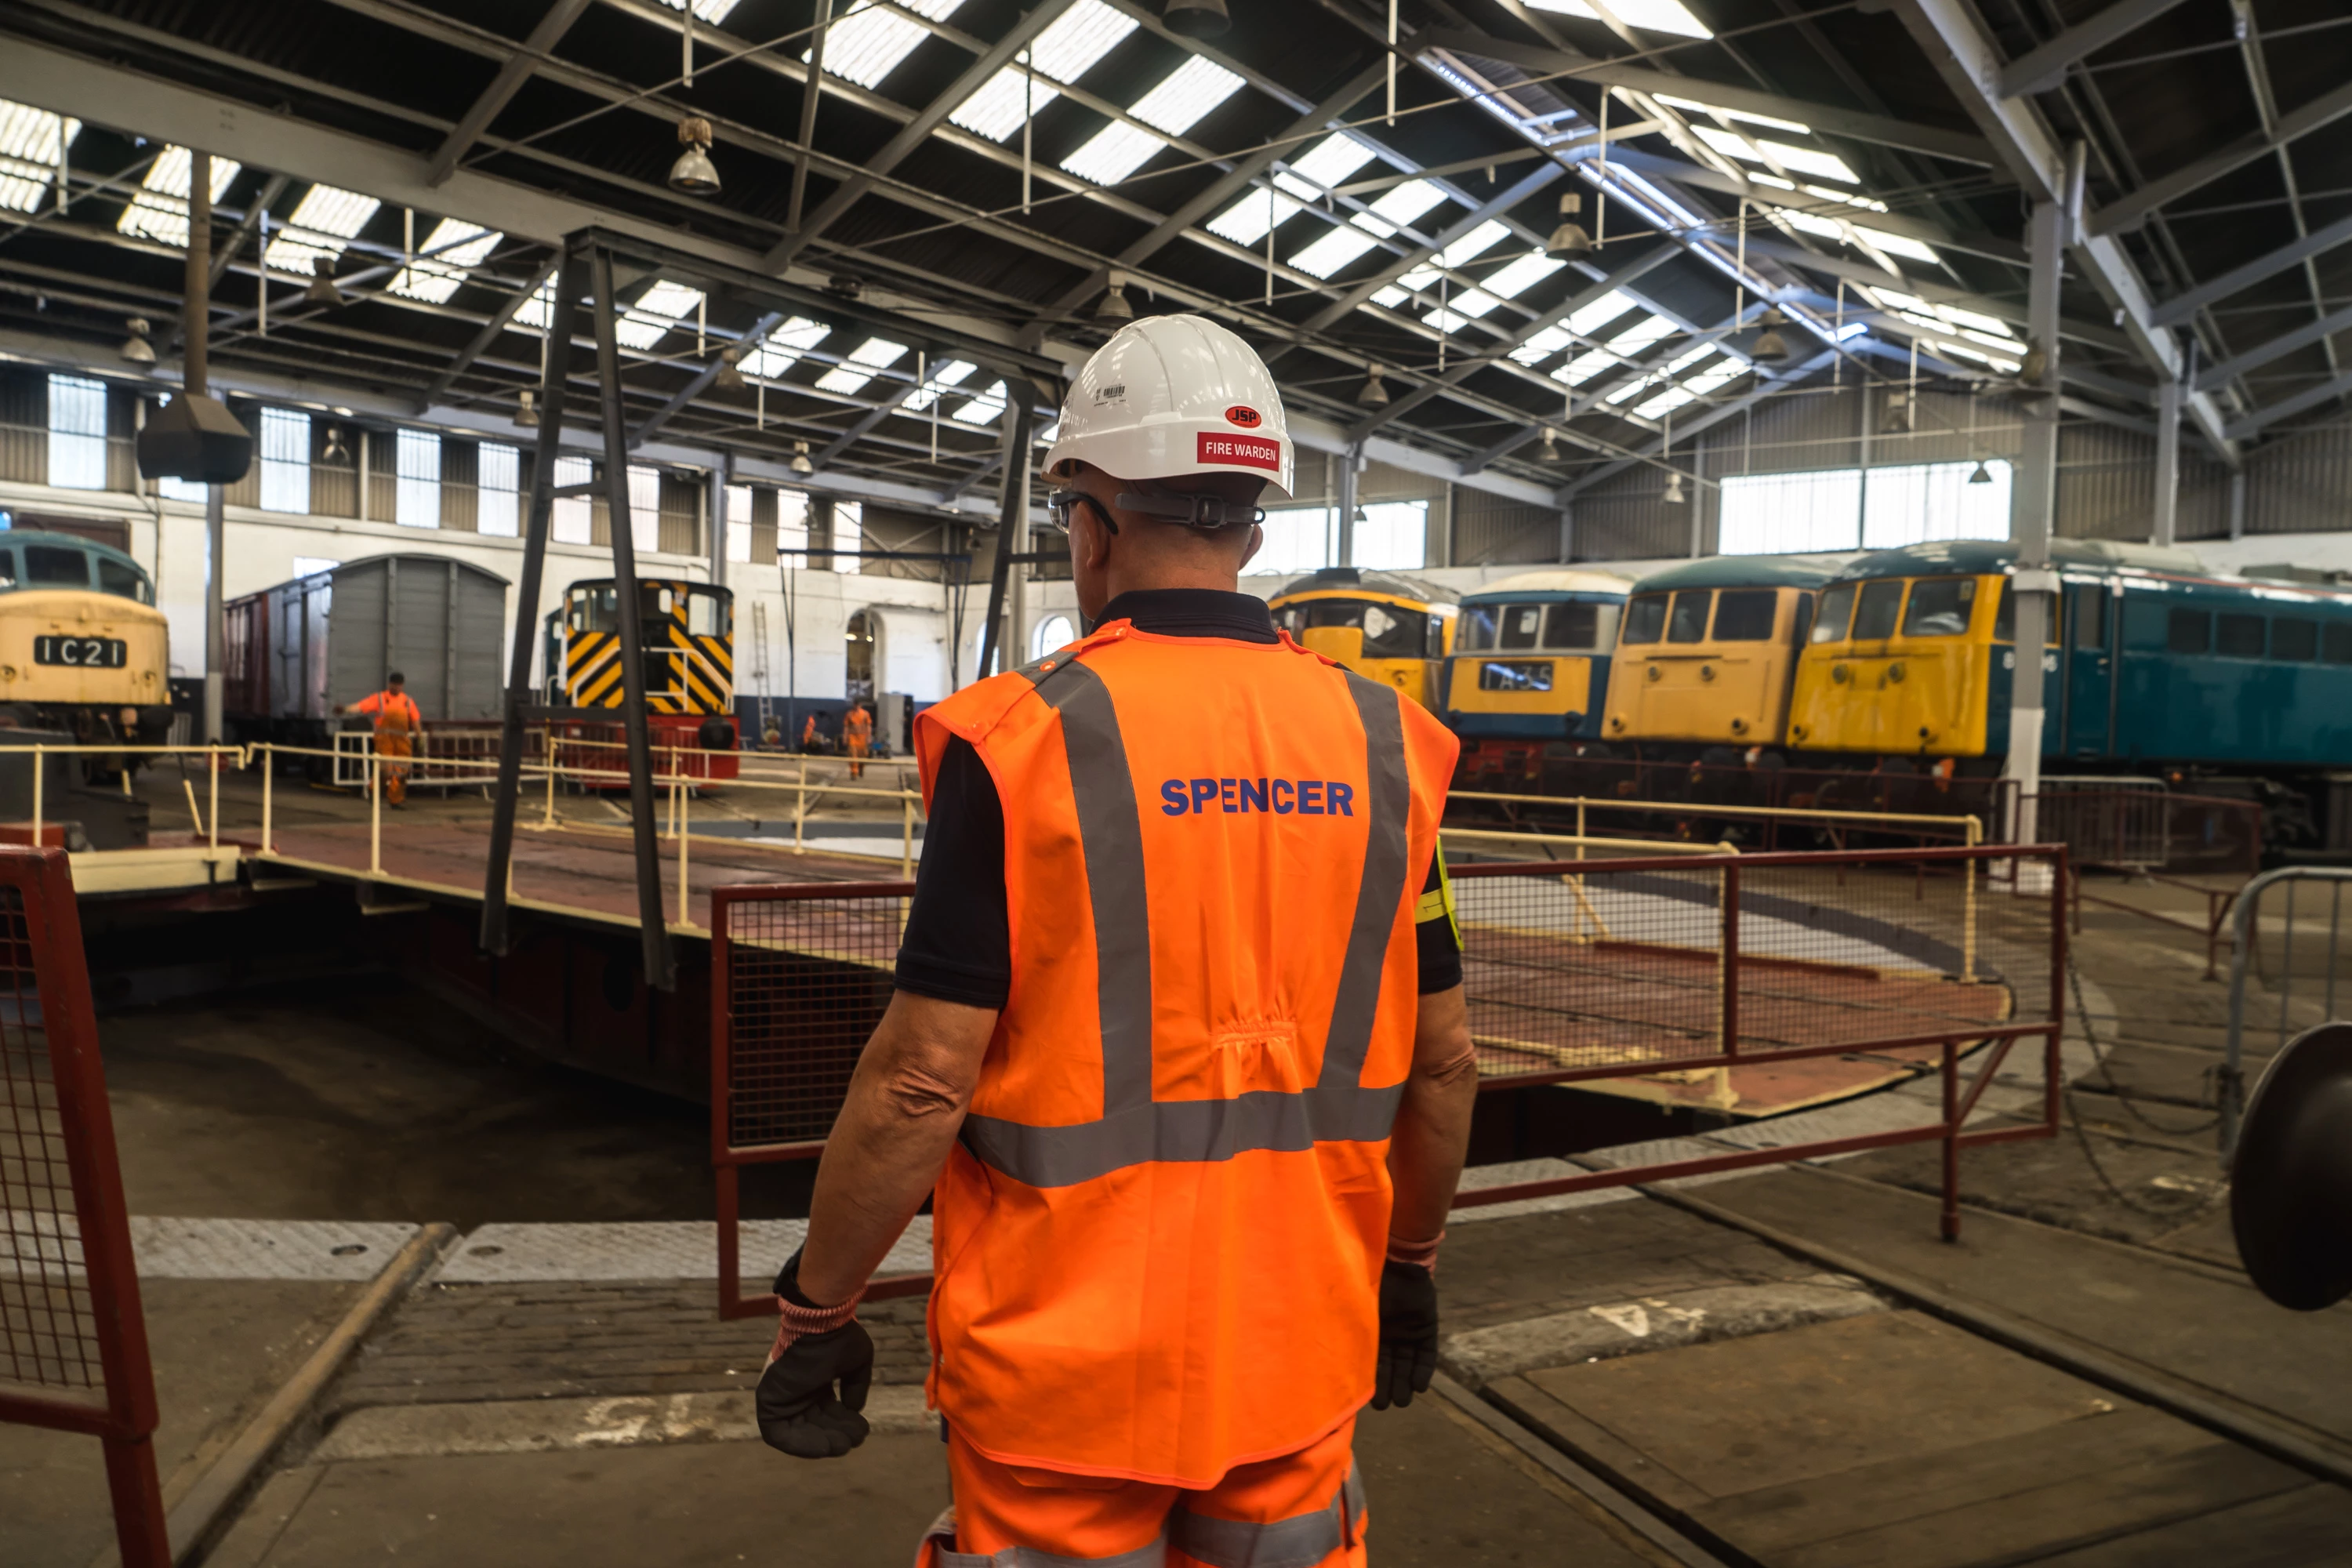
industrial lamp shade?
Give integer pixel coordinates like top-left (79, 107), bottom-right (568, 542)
top-left (136, 393), bottom-right (252, 484)
top-left (1663, 469), bottom-right (1687, 506)
top-left (119, 318), bottom-right (156, 366)
top-left (1540, 426), bottom-right (1558, 459)
top-left (670, 117), bottom-right (721, 196)
top-left (1967, 459), bottom-right (1992, 485)
top-left (1750, 306), bottom-right (1791, 363)
top-left (2232, 1021), bottom-right (2352, 1311)
top-left (1096, 271), bottom-right (1135, 321)
top-left (1356, 365), bottom-right (1390, 408)
top-left (1546, 192), bottom-right (1593, 260)
top-left (515, 389), bottom-right (539, 428)
top-left (713, 347), bottom-right (746, 390)
top-left (1164, 0), bottom-right (1231, 38)
top-left (790, 439), bottom-right (815, 475)
top-left (304, 256), bottom-right (347, 307)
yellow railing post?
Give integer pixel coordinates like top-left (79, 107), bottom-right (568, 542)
top-left (31, 745), bottom-right (42, 847)
top-left (1963, 815), bottom-right (1980, 982)
top-left (261, 745), bottom-right (274, 855)
top-left (369, 753), bottom-right (383, 875)
top-left (208, 750), bottom-right (219, 853)
top-left (794, 758), bottom-right (807, 854)
top-left (677, 778), bottom-right (691, 928)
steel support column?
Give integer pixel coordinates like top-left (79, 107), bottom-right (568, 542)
top-left (2151, 376), bottom-right (2180, 549)
top-left (590, 243), bottom-right (677, 990)
top-left (976, 386), bottom-right (1036, 677)
top-left (2004, 203), bottom-right (2061, 862)
top-left (708, 455), bottom-right (728, 590)
top-left (1336, 444), bottom-right (1362, 568)
top-left (481, 244), bottom-right (585, 958)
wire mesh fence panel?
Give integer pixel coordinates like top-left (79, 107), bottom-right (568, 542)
top-left (0, 883), bottom-right (102, 1406)
top-left (717, 884), bottom-right (911, 1158)
top-left (2226, 869), bottom-right (2352, 1152)
top-left (1457, 849), bottom-right (2058, 1091)
top-left (0, 848), bottom-right (168, 1566)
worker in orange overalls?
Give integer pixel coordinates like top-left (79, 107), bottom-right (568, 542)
top-left (755, 317), bottom-right (1478, 1567)
top-left (800, 713), bottom-right (822, 753)
top-left (336, 672), bottom-right (422, 808)
top-left (842, 699), bottom-right (872, 779)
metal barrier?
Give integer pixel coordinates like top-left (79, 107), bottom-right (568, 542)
top-left (2222, 866), bottom-right (2352, 1156)
top-left (1457, 752), bottom-right (1998, 845)
top-left (0, 847), bottom-right (169, 1565)
top-left (2016, 785), bottom-right (2263, 877)
top-left (708, 844), bottom-right (2066, 1311)
top-left (1450, 785), bottom-right (1983, 854)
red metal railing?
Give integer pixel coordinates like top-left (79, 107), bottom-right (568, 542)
top-left (710, 845), bottom-right (2067, 1315)
top-left (0, 847), bottom-right (169, 1566)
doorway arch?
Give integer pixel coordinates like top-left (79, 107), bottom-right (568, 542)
top-left (845, 608), bottom-right (883, 703)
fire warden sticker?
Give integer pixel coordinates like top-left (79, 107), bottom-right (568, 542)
top-left (1197, 431), bottom-right (1281, 470)
top-left (1225, 405), bottom-right (1262, 427)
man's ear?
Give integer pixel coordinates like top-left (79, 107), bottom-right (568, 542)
top-left (1237, 523), bottom-right (1264, 572)
top-left (1080, 504), bottom-right (1117, 572)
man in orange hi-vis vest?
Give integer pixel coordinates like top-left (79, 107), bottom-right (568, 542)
top-left (336, 672), bottom-right (422, 808)
top-left (755, 315), bottom-right (1477, 1567)
top-left (843, 699), bottom-right (873, 779)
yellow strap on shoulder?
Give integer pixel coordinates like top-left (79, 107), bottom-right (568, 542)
top-left (1414, 840), bottom-right (1460, 946)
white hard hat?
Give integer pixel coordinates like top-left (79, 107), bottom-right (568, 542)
top-left (1042, 314), bottom-right (1294, 502)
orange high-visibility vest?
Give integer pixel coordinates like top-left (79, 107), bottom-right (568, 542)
top-left (913, 619), bottom-right (1457, 1487)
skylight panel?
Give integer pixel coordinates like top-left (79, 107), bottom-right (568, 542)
top-left (952, 71), bottom-right (1053, 142)
top-left (1848, 226), bottom-right (1938, 264)
top-left (1372, 285), bottom-right (1413, 308)
top-left (1656, 94), bottom-right (1807, 136)
top-left (1365, 179), bottom-right (1446, 231)
top-left (1271, 171), bottom-right (1323, 202)
top-left (1566, 289), bottom-right (1639, 337)
top-left (1658, 341), bottom-right (1717, 375)
top-left (1481, 252), bottom-right (1566, 300)
top-left (1063, 122), bottom-right (1167, 185)
top-left (1939, 305), bottom-right (2013, 338)
top-left (1509, 325), bottom-right (1577, 365)
top-left (1207, 187), bottom-right (1303, 245)
top-left (1288, 133), bottom-right (1378, 192)
top-left (389, 219), bottom-right (502, 304)
top-left (1033, 1), bottom-right (1135, 81)
top-left (1525, 0), bottom-right (1712, 38)
top-left (1422, 307), bottom-right (1476, 334)
top-left (1442, 289), bottom-right (1504, 321)
top-left (1395, 264), bottom-right (1439, 292)
top-left (1129, 56), bottom-right (1244, 136)
top-left (0, 102), bottom-right (79, 216)
top-left (815, 336), bottom-right (911, 395)
top-left (952, 380), bottom-right (1008, 425)
top-left (1693, 127), bottom-right (1859, 183)
top-left (1438, 220), bottom-right (1511, 269)
top-left (906, 358), bottom-right (977, 412)
top-left (1634, 387), bottom-right (1697, 420)
top-left (742, 315), bottom-right (831, 377)
top-left (1553, 348), bottom-right (1618, 387)
top-left (815, 0), bottom-right (966, 90)
top-left (118, 146), bottom-right (241, 247)
top-left (1608, 316), bottom-right (1678, 355)
top-left (659, 0), bottom-right (742, 21)
top-left (953, 2), bottom-right (1134, 142)
top-left (614, 280), bottom-right (705, 350)
top-left (1290, 224), bottom-right (1381, 278)
top-left (1686, 359), bottom-right (1745, 394)
top-left (263, 183), bottom-right (383, 276)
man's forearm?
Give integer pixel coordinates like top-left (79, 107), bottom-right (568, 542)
top-left (797, 992), bottom-right (996, 1305)
top-left (1388, 985), bottom-right (1479, 1245)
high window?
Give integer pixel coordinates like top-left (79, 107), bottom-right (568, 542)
top-left (1719, 460), bottom-right (2012, 554)
top-left (626, 465), bottom-right (660, 553)
top-left (1251, 499), bottom-right (1428, 575)
top-left (394, 429), bottom-right (441, 528)
top-left (46, 373), bottom-right (107, 490)
top-left (834, 500), bottom-right (864, 575)
top-left (477, 441), bottom-right (520, 536)
top-left (258, 407), bottom-right (311, 514)
top-left (552, 456), bottom-right (592, 543)
top-left (724, 484), bottom-right (753, 563)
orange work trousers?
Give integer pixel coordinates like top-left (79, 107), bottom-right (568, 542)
top-left (374, 730), bottom-right (412, 805)
top-left (919, 1417), bottom-right (1366, 1567)
top-left (846, 735), bottom-right (869, 779)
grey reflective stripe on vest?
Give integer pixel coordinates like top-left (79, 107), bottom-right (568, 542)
top-left (1023, 659), bottom-right (1155, 1116)
top-left (1317, 675), bottom-right (1413, 1091)
top-left (971, 657), bottom-right (1410, 1189)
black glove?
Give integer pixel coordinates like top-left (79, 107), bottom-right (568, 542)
top-left (756, 1251), bottom-right (875, 1459)
top-left (1370, 1258), bottom-right (1439, 1410)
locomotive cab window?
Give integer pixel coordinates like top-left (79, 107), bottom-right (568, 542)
top-left (2217, 613), bottom-right (2266, 659)
top-left (687, 589), bottom-right (728, 637)
top-left (25, 546), bottom-right (89, 587)
top-left (1666, 591), bottom-right (1711, 644)
top-left (1902, 578), bottom-right (1975, 637)
top-left (2323, 621), bottom-right (2352, 664)
top-left (1852, 580), bottom-right (1904, 641)
top-left (1544, 603), bottom-right (1599, 650)
top-left (2272, 618), bottom-right (2318, 662)
top-left (1811, 584), bottom-right (1855, 644)
top-left (572, 586), bottom-right (621, 633)
top-left (2070, 587), bottom-right (2107, 648)
top-left (1993, 582), bottom-right (2063, 644)
top-left (1711, 590), bottom-right (1777, 642)
top-left (1297, 598), bottom-right (1427, 659)
top-left (0, 550), bottom-right (18, 590)
top-left (96, 557), bottom-right (150, 602)
top-left (1455, 605), bottom-right (1496, 651)
top-left (1621, 594), bottom-right (1668, 645)
top-left (1497, 604), bottom-right (1544, 651)
top-left (2167, 608), bottom-right (2210, 655)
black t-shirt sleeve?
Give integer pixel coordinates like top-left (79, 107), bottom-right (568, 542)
top-left (1416, 844), bottom-right (1463, 994)
top-left (892, 735), bottom-right (1014, 1009)
top-left (893, 735), bottom-right (1461, 1002)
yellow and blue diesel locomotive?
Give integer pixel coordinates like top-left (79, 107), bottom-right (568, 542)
top-left (0, 530), bottom-right (173, 768)
top-left (1788, 539), bottom-right (2352, 834)
top-left (545, 576), bottom-right (739, 775)
top-left (1600, 556), bottom-right (1831, 757)
top-left (1440, 571), bottom-right (1632, 756)
top-left (1267, 567), bottom-right (1457, 710)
